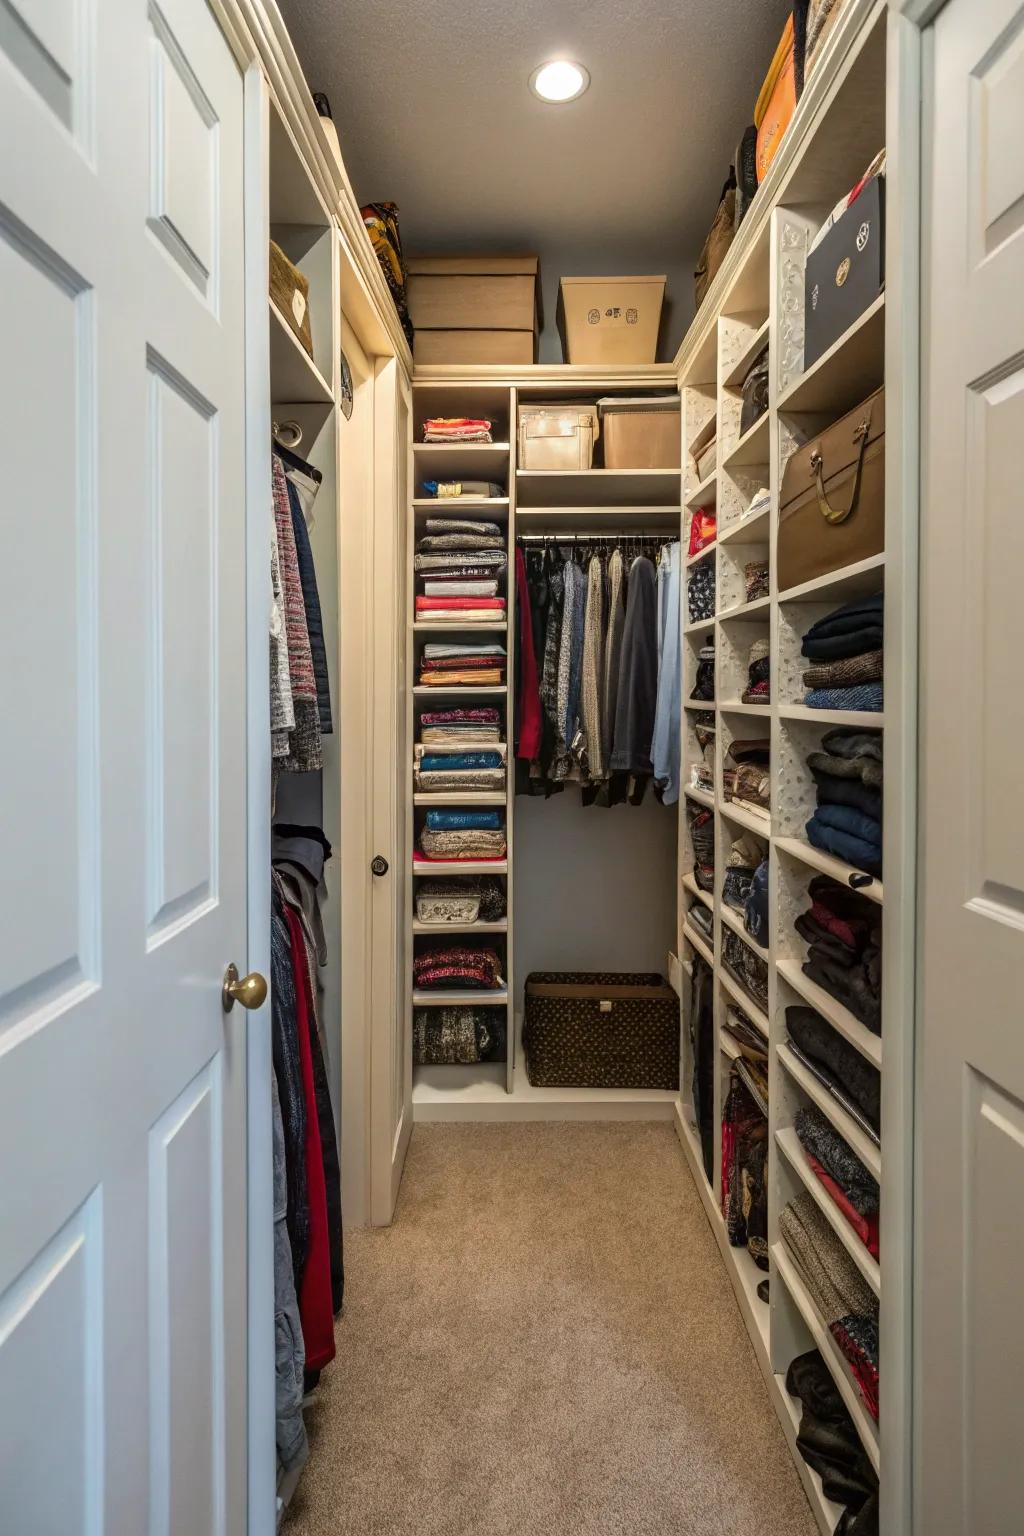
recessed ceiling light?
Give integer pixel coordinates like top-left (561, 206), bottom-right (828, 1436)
top-left (529, 60), bottom-right (590, 104)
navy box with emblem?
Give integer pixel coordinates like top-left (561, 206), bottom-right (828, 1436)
top-left (803, 175), bottom-right (885, 370)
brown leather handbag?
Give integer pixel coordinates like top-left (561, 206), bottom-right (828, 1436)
top-left (778, 387), bottom-right (884, 592)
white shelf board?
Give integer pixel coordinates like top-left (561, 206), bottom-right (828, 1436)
top-left (722, 317), bottom-right (770, 390)
top-left (719, 967), bottom-right (770, 1038)
top-left (777, 552), bottom-right (884, 605)
top-left (413, 792), bottom-right (506, 806)
top-left (776, 1127), bottom-right (881, 1296)
top-left (413, 1049), bottom-right (679, 1123)
top-left (414, 441), bottom-right (510, 458)
top-left (776, 956), bottom-right (882, 1068)
top-left (718, 596), bottom-right (770, 621)
top-left (778, 704), bottom-right (884, 729)
top-left (412, 622), bottom-right (509, 633)
top-left (413, 497), bottom-right (510, 510)
top-left (412, 685), bottom-right (507, 698)
top-left (684, 616), bottom-right (716, 637)
top-left (515, 506), bottom-right (680, 533)
top-left (772, 1241), bottom-right (880, 1473)
top-left (515, 469), bottom-right (681, 507)
top-left (686, 410), bottom-right (718, 461)
top-left (720, 1031), bottom-right (742, 1062)
top-left (413, 859), bottom-right (508, 876)
top-left (773, 835), bottom-right (882, 905)
top-left (269, 299), bottom-right (334, 404)
top-left (685, 468), bottom-right (717, 509)
top-left (683, 698), bottom-right (716, 711)
top-left (717, 700), bottom-right (771, 716)
top-left (721, 410), bottom-right (770, 470)
top-left (719, 800), bottom-right (772, 837)
top-left (682, 922), bottom-right (715, 970)
top-left (683, 786), bottom-right (714, 810)
top-left (685, 541), bottom-right (717, 569)
top-left (682, 872), bottom-right (714, 911)
top-left (777, 1043), bottom-right (881, 1179)
top-left (412, 988), bottom-right (509, 1007)
top-left (718, 501), bottom-right (771, 546)
top-left (412, 919), bottom-right (508, 935)
top-left (778, 293), bottom-right (885, 416)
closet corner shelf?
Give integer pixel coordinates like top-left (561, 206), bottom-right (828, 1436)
top-left (412, 919), bottom-right (508, 935)
top-left (722, 317), bottom-right (770, 390)
top-left (718, 596), bottom-right (770, 622)
top-left (413, 858), bottom-right (508, 876)
top-left (685, 469), bottom-right (717, 509)
top-left (412, 988), bottom-right (509, 1007)
top-left (413, 792), bottom-right (507, 807)
top-left (721, 411), bottom-right (769, 471)
top-left (718, 503), bottom-right (771, 547)
top-left (777, 553), bottom-right (885, 606)
top-left (773, 836), bottom-right (883, 906)
top-left (771, 1240), bottom-right (881, 1475)
top-left (682, 872), bottom-right (714, 912)
top-left (268, 299), bottom-right (334, 405)
top-left (777, 1042), bottom-right (882, 1180)
top-left (684, 617), bottom-right (716, 637)
top-left (515, 468), bottom-right (681, 508)
top-left (684, 542), bottom-right (716, 568)
top-left (778, 704), bottom-right (885, 729)
top-left (775, 1127), bottom-right (881, 1297)
top-left (719, 966), bottom-right (770, 1038)
top-left (682, 923), bottom-right (714, 970)
top-left (775, 956), bottom-right (882, 1069)
top-left (777, 293), bottom-right (886, 416)
top-left (719, 800), bottom-right (771, 837)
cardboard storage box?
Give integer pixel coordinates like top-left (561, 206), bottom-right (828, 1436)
top-left (804, 175), bottom-right (885, 369)
top-left (518, 403), bottom-right (599, 470)
top-left (598, 396), bottom-right (681, 469)
top-left (558, 276), bottom-right (665, 364)
top-left (408, 255), bottom-right (539, 364)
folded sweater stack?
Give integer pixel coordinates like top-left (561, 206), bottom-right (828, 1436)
top-left (419, 706), bottom-right (501, 745)
top-left (742, 636), bottom-right (770, 705)
top-left (802, 593), bottom-right (883, 713)
top-left (806, 728), bottom-right (883, 875)
top-left (414, 516), bottom-right (507, 622)
top-left (796, 875), bottom-right (881, 1033)
top-left (414, 748), bottom-right (506, 794)
top-left (786, 1006), bottom-right (881, 1145)
top-left (795, 1105), bottom-right (880, 1259)
top-left (417, 641), bottom-right (506, 687)
top-left (422, 417), bottom-right (493, 444)
top-left (412, 942), bottom-right (505, 991)
top-left (413, 1006), bottom-right (506, 1065)
top-left (723, 737), bottom-right (770, 815)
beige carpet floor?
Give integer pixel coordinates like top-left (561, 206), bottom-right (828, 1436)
top-left (287, 1122), bottom-right (818, 1536)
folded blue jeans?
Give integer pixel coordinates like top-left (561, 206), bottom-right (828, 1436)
top-left (806, 815), bottom-right (882, 875)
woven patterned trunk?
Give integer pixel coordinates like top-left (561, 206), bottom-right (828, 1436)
top-left (523, 972), bottom-right (679, 1090)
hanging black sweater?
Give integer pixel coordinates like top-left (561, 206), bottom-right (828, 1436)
top-left (609, 555), bottom-right (659, 775)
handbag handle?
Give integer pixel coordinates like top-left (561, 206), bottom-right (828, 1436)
top-left (809, 403), bottom-right (874, 526)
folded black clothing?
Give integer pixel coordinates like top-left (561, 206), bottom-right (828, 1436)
top-left (796, 913), bottom-right (859, 965)
top-left (836, 1491), bottom-right (879, 1536)
top-left (808, 874), bottom-right (881, 927)
top-left (795, 1105), bottom-right (880, 1217)
top-left (786, 1350), bottom-right (879, 1520)
top-left (787, 1006), bottom-right (881, 1131)
top-left (802, 593), bottom-right (883, 645)
top-left (804, 953), bottom-right (881, 1034)
top-left (801, 625), bottom-right (884, 662)
top-left (813, 802), bottom-right (882, 850)
top-left (689, 902), bottom-right (714, 941)
top-left (813, 768), bottom-right (883, 820)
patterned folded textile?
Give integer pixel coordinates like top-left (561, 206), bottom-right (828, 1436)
top-left (803, 650), bottom-right (884, 689)
top-left (419, 752), bottom-right (503, 772)
top-left (795, 1105), bottom-right (879, 1221)
top-left (805, 1152), bottom-right (880, 1259)
top-left (413, 1007), bottom-right (506, 1064)
top-left (421, 656), bottom-right (505, 674)
top-left (413, 942), bottom-right (505, 990)
top-left (421, 726), bottom-right (501, 744)
top-left (420, 708), bottom-right (501, 725)
top-left (688, 561), bottom-right (716, 622)
top-left (414, 551), bottom-right (508, 571)
top-left (688, 805), bottom-right (716, 892)
top-left (805, 684), bottom-right (884, 712)
top-left (421, 480), bottom-right (504, 498)
top-left (742, 680), bottom-right (771, 704)
top-left (723, 1003), bottom-right (767, 1057)
top-left (418, 533), bottom-right (506, 552)
top-left (416, 771), bottom-right (506, 793)
top-left (418, 669), bottom-right (504, 687)
top-left (724, 760), bottom-right (771, 811)
top-left (723, 929), bottom-right (769, 1010)
top-left (723, 831), bottom-right (763, 911)
top-left (721, 1069), bottom-right (769, 1267)
top-left (745, 561), bottom-right (769, 602)
top-left (418, 827), bottom-right (507, 860)
top-left (786, 1006), bottom-right (881, 1135)
top-left (422, 580), bottom-right (499, 598)
top-left (417, 564), bottom-right (508, 582)
top-left (689, 901), bottom-right (714, 941)
top-left (424, 516), bottom-right (502, 537)
top-left (415, 876), bottom-right (506, 924)
top-left (425, 810), bottom-right (502, 831)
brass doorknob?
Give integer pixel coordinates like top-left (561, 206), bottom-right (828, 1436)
top-left (222, 963), bottom-right (268, 1013)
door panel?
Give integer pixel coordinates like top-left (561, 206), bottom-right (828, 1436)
top-left (918, 0), bottom-right (1024, 1529)
top-left (0, 0), bottom-right (249, 1529)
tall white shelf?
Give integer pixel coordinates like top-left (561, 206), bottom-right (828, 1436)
top-left (675, 5), bottom-right (906, 1535)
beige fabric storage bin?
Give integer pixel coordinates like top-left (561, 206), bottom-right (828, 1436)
top-left (408, 255), bottom-right (540, 364)
top-left (414, 329), bottom-right (534, 365)
top-left (558, 275), bottom-right (666, 364)
top-left (518, 403), bottom-right (599, 471)
top-left (598, 395), bottom-right (681, 469)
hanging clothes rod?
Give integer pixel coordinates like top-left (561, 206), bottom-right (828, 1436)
top-left (516, 532), bottom-right (674, 542)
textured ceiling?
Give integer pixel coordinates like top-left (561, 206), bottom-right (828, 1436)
top-left (279, 0), bottom-right (791, 262)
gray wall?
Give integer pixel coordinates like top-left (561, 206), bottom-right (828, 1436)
top-left (512, 791), bottom-right (677, 1001)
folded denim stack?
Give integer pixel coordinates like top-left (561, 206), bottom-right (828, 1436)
top-left (786, 1349), bottom-right (879, 1536)
top-left (723, 737), bottom-right (770, 815)
top-left (414, 515), bottom-right (507, 622)
top-left (786, 1006), bottom-right (881, 1146)
top-left (688, 805), bottom-right (716, 892)
top-left (413, 1006), bottom-right (506, 1065)
top-left (687, 559), bottom-right (715, 623)
top-left (806, 728), bottom-right (883, 874)
top-left (742, 636), bottom-right (770, 704)
top-left (796, 875), bottom-right (881, 1033)
top-left (414, 748), bottom-right (506, 794)
top-left (417, 642), bottom-right (506, 687)
top-left (723, 929), bottom-right (769, 1011)
top-left (801, 593), bottom-right (883, 713)
top-left (691, 642), bottom-right (715, 701)
top-left (795, 1105), bottom-right (880, 1259)
top-left (419, 706), bottom-right (502, 745)
top-left (780, 1192), bottom-right (880, 1420)
top-left (689, 712), bottom-right (716, 794)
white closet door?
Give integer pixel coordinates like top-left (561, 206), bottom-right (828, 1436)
top-left (918, 0), bottom-right (1024, 1529)
top-left (0, 1), bottom-right (250, 1532)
